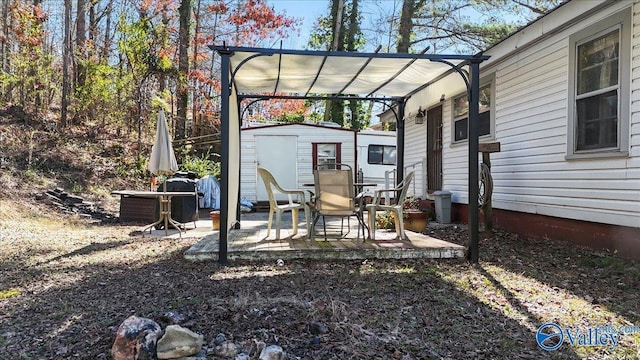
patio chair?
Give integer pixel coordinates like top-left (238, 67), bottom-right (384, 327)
top-left (257, 167), bottom-right (310, 239)
top-left (310, 163), bottom-right (366, 241)
top-left (366, 171), bottom-right (415, 240)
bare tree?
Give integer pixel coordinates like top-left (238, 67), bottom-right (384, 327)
top-left (1, 0), bottom-right (11, 102)
top-left (61, 0), bottom-right (72, 128)
top-left (75, 0), bottom-right (87, 93)
top-left (176, 0), bottom-right (191, 140)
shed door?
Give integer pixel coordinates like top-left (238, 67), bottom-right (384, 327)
top-left (256, 135), bottom-right (298, 201)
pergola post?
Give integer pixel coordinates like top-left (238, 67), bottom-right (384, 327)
top-left (467, 58), bottom-right (482, 263)
top-left (396, 99), bottom-right (406, 187)
top-left (218, 49), bottom-right (231, 265)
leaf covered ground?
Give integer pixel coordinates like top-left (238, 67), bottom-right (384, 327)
top-left (1, 199), bottom-right (639, 360)
top-left (1, 106), bottom-right (639, 359)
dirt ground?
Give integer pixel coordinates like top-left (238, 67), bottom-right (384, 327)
top-left (1, 198), bottom-right (639, 359)
top-left (1, 106), bottom-right (639, 359)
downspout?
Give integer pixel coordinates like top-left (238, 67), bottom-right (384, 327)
top-left (467, 59), bottom-right (481, 263)
top-left (218, 48), bottom-right (231, 265)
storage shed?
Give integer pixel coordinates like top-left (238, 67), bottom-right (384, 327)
top-left (241, 123), bottom-right (357, 203)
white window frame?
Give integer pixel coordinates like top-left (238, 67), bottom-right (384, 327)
top-left (451, 75), bottom-right (495, 144)
top-left (567, 8), bottom-right (630, 159)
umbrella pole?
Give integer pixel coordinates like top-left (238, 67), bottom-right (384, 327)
top-left (163, 178), bottom-right (169, 235)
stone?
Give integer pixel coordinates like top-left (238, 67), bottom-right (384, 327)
top-left (213, 340), bottom-right (238, 358)
top-left (156, 324), bottom-right (204, 359)
top-left (111, 316), bottom-right (162, 360)
top-left (235, 354), bottom-right (250, 360)
top-left (159, 311), bottom-right (188, 325)
top-left (308, 321), bottom-right (328, 335)
top-left (214, 332), bottom-right (227, 345)
top-left (258, 344), bottom-right (285, 360)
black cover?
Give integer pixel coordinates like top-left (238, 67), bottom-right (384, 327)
top-left (155, 178), bottom-right (199, 229)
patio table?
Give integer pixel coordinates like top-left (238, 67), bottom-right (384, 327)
top-left (111, 190), bottom-right (198, 238)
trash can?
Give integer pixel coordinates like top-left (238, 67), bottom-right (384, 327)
top-left (155, 178), bottom-right (199, 229)
top-left (433, 190), bottom-right (452, 224)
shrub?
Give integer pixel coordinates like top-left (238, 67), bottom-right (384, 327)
top-left (180, 151), bottom-right (220, 179)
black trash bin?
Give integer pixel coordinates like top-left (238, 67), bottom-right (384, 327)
top-left (155, 178), bottom-right (199, 229)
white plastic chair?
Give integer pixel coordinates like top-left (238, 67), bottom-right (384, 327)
top-left (257, 167), bottom-right (309, 239)
top-left (366, 171), bottom-right (414, 240)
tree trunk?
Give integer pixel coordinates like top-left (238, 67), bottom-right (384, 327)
top-left (324, 0), bottom-right (345, 123)
top-left (346, 0), bottom-right (359, 129)
top-left (191, 0), bottom-right (202, 127)
top-left (101, 0), bottom-right (113, 61)
top-left (88, 0), bottom-right (97, 60)
top-left (61, 0), bottom-right (72, 128)
top-left (1, 0), bottom-right (11, 102)
top-left (76, 0), bottom-right (87, 90)
top-left (397, 0), bottom-right (415, 53)
top-left (176, 0), bottom-right (191, 140)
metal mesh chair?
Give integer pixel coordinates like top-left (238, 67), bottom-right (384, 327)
top-left (310, 163), bottom-right (366, 241)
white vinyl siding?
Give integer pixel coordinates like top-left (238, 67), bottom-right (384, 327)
top-left (403, 117), bottom-right (428, 198)
top-left (432, 1), bottom-right (640, 228)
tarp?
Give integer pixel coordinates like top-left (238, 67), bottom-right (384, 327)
top-left (197, 175), bottom-right (220, 209)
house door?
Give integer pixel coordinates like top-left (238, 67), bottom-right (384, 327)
top-left (426, 106), bottom-right (443, 193)
top-left (256, 135), bottom-right (298, 201)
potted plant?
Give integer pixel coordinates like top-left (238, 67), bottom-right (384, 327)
top-left (375, 210), bottom-right (397, 230)
top-left (402, 198), bottom-right (429, 233)
top-left (375, 198), bottom-right (430, 233)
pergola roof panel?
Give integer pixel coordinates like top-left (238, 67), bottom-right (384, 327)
top-left (224, 48), bottom-right (470, 98)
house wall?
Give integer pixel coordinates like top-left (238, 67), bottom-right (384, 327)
top-left (405, 0), bottom-right (640, 230)
top-left (240, 124), bottom-right (356, 202)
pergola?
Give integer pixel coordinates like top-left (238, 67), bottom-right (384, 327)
top-left (210, 45), bottom-right (489, 264)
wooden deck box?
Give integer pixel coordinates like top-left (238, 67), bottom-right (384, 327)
top-left (119, 195), bottom-right (157, 223)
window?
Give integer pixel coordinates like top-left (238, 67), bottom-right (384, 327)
top-left (312, 143), bottom-right (341, 169)
top-left (568, 9), bottom-right (630, 158)
top-left (368, 144), bottom-right (396, 165)
top-left (452, 81), bottom-right (493, 142)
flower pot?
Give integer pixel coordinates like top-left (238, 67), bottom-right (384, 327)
top-left (404, 211), bottom-right (428, 233)
top-left (210, 211), bottom-right (220, 230)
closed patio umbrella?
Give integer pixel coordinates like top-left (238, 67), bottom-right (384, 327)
top-left (148, 109), bottom-right (178, 191)
top-left (145, 109), bottom-right (181, 236)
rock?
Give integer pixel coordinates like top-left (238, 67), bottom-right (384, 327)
top-left (259, 345), bottom-right (285, 360)
top-left (173, 348), bottom-right (207, 359)
top-left (214, 333), bottom-right (227, 345)
top-left (111, 316), bottom-right (162, 360)
top-left (308, 321), bottom-right (328, 335)
top-left (213, 340), bottom-right (238, 358)
top-left (156, 324), bottom-right (204, 359)
top-left (160, 311), bottom-right (188, 325)
top-left (64, 194), bottom-right (84, 204)
top-left (235, 354), bottom-right (250, 360)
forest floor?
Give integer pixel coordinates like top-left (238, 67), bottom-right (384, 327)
top-left (1, 106), bottom-right (640, 359)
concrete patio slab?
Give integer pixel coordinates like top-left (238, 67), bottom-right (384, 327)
top-left (182, 211), bottom-right (466, 262)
